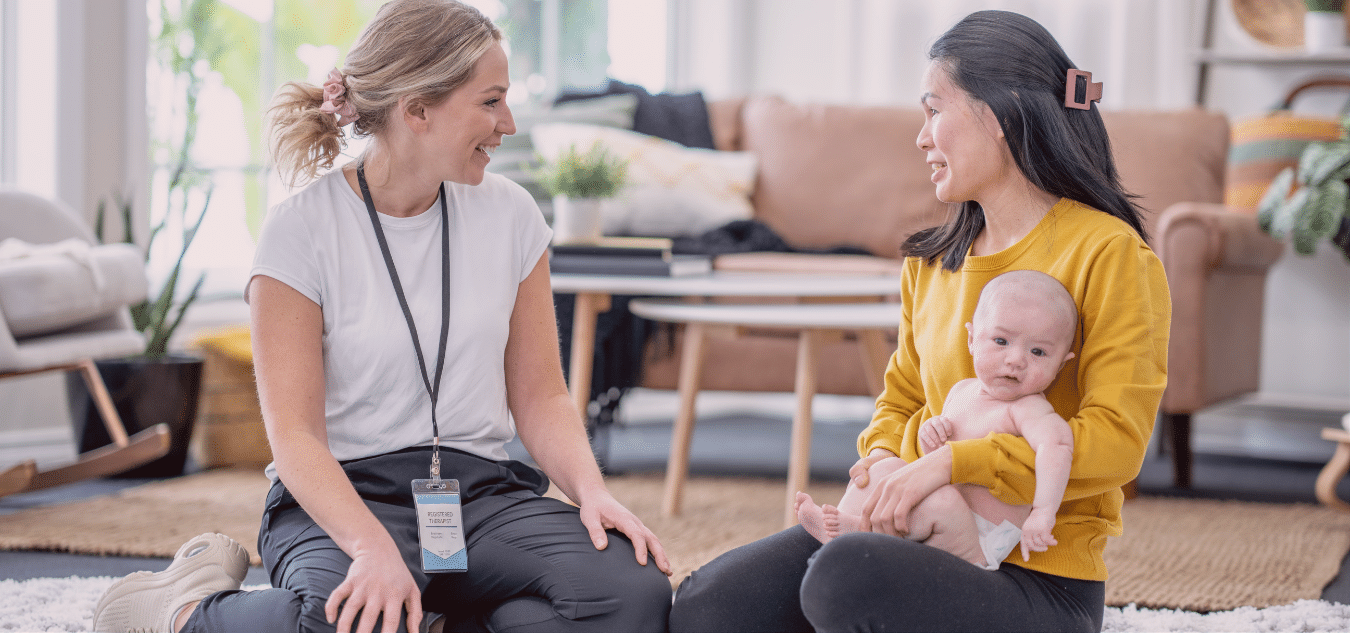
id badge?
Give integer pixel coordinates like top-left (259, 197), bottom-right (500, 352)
top-left (412, 479), bottom-right (467, 573)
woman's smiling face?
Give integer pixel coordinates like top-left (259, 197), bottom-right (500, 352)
top-left (423, 41), bottom-right (516, 186)
top-left (915, 61), bottom-right (1009, 204)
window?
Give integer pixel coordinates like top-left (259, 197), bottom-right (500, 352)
top-left (147, 0), bottom-right (667, 305)
top-left (0, 0), bottom-right (57, 197)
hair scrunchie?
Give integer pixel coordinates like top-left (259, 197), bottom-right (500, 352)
top-left (319, 68), bottom-right (360, 126)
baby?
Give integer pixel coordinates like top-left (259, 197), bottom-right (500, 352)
top-left (796, 269), bottom-right (1077, 569)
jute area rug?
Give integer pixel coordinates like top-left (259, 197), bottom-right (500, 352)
top-left (2, 467), bottom-right (1348, 614)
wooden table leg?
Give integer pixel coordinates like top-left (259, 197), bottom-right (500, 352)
top-left (663, 322), bottom-right (708, 516)
top-left (785, 329), bottom-right (820, 528)
top-left (1316, 427), bottom-right (1350, 511)
top-left (568, 292), bottom-right (611, 420)
top-left (856, 328), bottom-right (891, 397)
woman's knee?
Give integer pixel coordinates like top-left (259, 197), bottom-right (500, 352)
top-left (800, 532), bottom-right (929, 626)
top-left (536, 533), bottom-right (672, 631)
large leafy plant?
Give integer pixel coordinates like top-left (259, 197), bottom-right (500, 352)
top-left (1257, 112), bottom-right (1350, 262)
top-left (532, 142), bottom-right (629, 199)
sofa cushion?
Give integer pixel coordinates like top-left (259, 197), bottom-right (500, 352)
top-left (739, 96), bottom-right (950, 258)
top-left (531, 122), bottom-right (758, 237)
top-left (0, 239), bottom-right (148, 338)
top-left (707, 98), bottom-right (747, 152)
top-left (1103, 109), bottom-right (1229, 241)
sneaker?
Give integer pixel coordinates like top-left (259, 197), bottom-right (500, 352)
top-left (93, 532), bottom-right (249, 633)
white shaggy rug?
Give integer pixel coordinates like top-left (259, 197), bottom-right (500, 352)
top-left (3, 576), bottom-right (1349, 632)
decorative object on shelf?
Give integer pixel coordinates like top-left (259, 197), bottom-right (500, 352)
top-left (1232, 0), bottom-right (1308, 48)
top-left (531, 141), bottom-right (628, 244)
top-left (1256, 110), bottom-right (1350, 262)
top-left (1227, 76), bottom-right (1350, 211)
top-left (1304, 0), bottom-right (1348, 51)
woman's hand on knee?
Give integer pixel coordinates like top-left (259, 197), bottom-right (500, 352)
top-left (849, 448), bottom-right (898, 489)
top-left (325, 541), bottom-right (422, 633)
top-left (579, 493), bottom-right (673, 576)
top-left (859, 446), bottom-right (953, 538)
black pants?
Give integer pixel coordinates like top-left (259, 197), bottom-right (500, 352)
top-left (669, 526), bottom-right (1104, 633)
top-left (185, 446), bottom-right (672, 633)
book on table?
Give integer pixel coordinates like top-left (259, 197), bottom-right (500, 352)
top-left (549, 236), bottom-right (676, 259)
top-left (548, 236), bottom-right (712, 277)
top-left (549, 252), bottom-right (713, 277)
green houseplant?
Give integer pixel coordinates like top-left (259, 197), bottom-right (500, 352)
top-left (1256, 111), bottom-right (1350, 262)
top-left (69, 193), bottom-right (210, 478)
top-left (532, 142), bottom-right (628, 244)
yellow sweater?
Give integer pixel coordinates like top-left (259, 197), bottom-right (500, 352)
top-left (859, 198), bottom-right (1170, 581)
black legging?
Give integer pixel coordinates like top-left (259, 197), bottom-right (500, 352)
top-left (669, 526), bottom-right (1104, 633)
top-left (184, 446), bottom-right (672, 633)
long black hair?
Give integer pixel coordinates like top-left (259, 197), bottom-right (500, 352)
top-left (904, 10), bottom-right (1146, 271)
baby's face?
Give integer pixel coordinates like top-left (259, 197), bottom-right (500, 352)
top-left (966, 295), bottom-right (1075, 401)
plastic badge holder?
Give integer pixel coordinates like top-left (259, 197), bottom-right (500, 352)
top-left (412, 478), bottom-right (467, 572)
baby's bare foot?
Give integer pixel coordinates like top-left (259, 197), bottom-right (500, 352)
top-left (823, 504), bottom-right (861, 539)
top-left (795, 492), bottom-right (833, 544)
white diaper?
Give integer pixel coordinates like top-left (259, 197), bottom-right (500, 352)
top-left (973, 514), bottom-right (1022, 571)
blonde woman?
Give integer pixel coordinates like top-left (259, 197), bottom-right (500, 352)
top-left (94, 2), bottom-right (671, 632)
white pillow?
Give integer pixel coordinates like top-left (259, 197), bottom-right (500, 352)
top-left (530, 122), bottom-right (757, 237)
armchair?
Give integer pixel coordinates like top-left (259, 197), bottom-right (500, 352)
top-left (1154, 202), bottom-right (1285, 487)
top-left (0, 188), bottom-right (169, 497)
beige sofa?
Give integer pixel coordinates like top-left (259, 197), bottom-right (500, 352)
top-left (634, 95), bottom-right (1284, 486)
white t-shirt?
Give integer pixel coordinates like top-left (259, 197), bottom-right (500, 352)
top-left (249, 170), bottom-right (551, 476)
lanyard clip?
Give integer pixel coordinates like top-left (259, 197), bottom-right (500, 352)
top-left (430, 436), bottom-right (442, 484)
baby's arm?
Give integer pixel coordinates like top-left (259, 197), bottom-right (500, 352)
top-left (918, 415), bottom-right (955, 455)
top-left (920, 379), bottom-right (978, 454)
top-left (1011, 397), bottom-right (1074, 560)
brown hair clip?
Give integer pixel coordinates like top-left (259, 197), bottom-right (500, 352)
top-left (1064, 69), bottom-right (1102, 110)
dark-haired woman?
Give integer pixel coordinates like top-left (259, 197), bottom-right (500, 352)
top-left (669, 10), bottom-right (1168, 633)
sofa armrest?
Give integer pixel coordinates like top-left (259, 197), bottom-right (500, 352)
top-left (1156, 202), bottom-right (1285, 414)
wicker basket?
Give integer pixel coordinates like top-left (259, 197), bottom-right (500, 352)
top-left (190, 327), bottom-right (271, 468)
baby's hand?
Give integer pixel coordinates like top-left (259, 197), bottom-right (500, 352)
top-left (918, 416), bottom-right (954, 454)
top-left (1019, 508), bottom-right (1058, 561)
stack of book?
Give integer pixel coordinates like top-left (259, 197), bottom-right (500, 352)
top-left (548, 237), bottom-right (713, 277)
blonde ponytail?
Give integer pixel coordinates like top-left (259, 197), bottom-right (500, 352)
top-left (266, 82), bottom-right (346, 189)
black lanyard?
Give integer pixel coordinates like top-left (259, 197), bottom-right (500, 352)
top-left (357, 167), bottom-right (451, 482)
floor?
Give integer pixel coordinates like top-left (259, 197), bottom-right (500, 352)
top-left (3, 392), bottom-right (1350, 605)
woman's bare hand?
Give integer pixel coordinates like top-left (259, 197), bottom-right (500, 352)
top-left (579, 493), bottom-right (673, 576)
top-left (325, 540), bottom-right (422, 633)
top-left (849, 448), bottom-right (898, 489)
top-left (858, 445), bottom-right (953, 537)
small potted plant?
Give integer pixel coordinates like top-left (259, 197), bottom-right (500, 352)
top-left (1256, 110), bottom-right (1350, 262)
top-left (1305, 0), bottom-right (1347, 51)
top-left (532, 142), bottom-right (628, 244)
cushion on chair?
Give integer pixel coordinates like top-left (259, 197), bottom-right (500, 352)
top-left (0, 239), bottom-right (148, 338)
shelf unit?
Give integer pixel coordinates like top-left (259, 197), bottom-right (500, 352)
top-left (1193, 0), bottom-right (1350, 105)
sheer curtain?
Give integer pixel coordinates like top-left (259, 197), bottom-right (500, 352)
top-left (672, 0), bottom-right (1202, 111)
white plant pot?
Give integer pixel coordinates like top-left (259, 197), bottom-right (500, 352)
top-left (551, 195), bottom-right (604, 244)
top-left (1305, 11), bottom-right (1346, 52)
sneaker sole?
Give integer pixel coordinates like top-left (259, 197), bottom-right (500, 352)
top-left (93, 533), bottom-right (250, 632)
